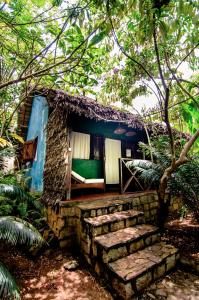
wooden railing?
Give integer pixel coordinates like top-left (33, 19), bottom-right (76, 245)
top-left (119, 158), bottom-right (144, 194)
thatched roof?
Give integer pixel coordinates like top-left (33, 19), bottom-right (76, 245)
top-left (18, 87), bottom-right (188, 140)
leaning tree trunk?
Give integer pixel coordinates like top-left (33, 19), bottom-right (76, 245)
top-left (157, 130), bottom-right (199, 229)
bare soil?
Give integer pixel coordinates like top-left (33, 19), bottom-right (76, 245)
top-left (164, 213), bottom-right (199, 259)
top-left (0, 245), bottom-right (113, 300)
top-left (1, 214), bottom-right (199, 300)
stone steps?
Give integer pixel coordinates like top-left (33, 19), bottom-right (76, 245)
top-left (94, 224), bottom-right (160, 263)
top-left (106, 242), bottom-right (179, 299)
top-left (76, 203), bottom-right (179, 300)
top-left (77, 199), bottom-right (136, 218)
top-left (83, 209), bottom-right (145, 237)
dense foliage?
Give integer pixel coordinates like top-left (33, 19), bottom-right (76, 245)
top-left (129, 137), bottom-right (199, 221)
top-left (0, 0), bottom-right (198, 142)
top-left (0, 216), bottom-right (44, 299)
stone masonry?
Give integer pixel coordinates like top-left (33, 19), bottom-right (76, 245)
top-left (46, 191), bottom-right (181, 299)
top-left (47, 191), bottom-right (182, 249)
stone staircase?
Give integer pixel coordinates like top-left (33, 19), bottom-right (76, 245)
top-left (76, 199), bottom-right (179, 299)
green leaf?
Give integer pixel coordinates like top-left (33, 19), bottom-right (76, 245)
top-left (52, 0), bottom-right (63, 6)
top-left (89, 31), bottom-right (107, 47)
top-left (0, 261), bottom-right (20, 300)
top-left (0, 216), bottom-right (44, 246)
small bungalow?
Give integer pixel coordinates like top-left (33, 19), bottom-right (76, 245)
top-left (18, 89), bottom-right (183, 299)
top-left (18, 88), bottom-right (166, 205)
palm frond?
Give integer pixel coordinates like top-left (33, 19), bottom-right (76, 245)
top-left (0, 184), bottom-right (42, 211)
top-left (0, 184), bottom-right (31, 201)
top-left (126, 159), bottom-right (163, 187)
top-left (0, 261), bottom-right (20, 300)
top-left (0, 216), bottom-right (44, 247)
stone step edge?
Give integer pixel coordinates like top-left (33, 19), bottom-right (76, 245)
top-left (83, 210), bottom-right (144, 228)
top-left (78, 199), bottom-right (134, 211)
top-left (108, 247), bottom-right (179, 284)
top-left (94, 225), bottom-right (159, 251)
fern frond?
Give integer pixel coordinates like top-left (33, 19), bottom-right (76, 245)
top-left (0, 216), bottom-right (44, 247)
top-left (0, 261), bottom-right (20, 300)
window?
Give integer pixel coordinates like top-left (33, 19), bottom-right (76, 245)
top-left (71, 131), bottom-right (90, 159)
top-left (22, 137), bottom-right (38, 161)
top-left (90, 135), bottom-right (104, 160)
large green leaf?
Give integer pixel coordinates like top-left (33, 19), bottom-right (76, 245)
top-left (0, 216), bottom-right (44, 246)
top-left (0, 262), bottom-right (20, 300)
top-left (89, 31), bottom-right (107, 47)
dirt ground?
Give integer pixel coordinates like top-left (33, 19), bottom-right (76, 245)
top-left (1, 243), bottom-right (199, 300)
top-left (1, 214), bottom-right (199, 300)
top-left (1, 245), bottom-right (113, 300)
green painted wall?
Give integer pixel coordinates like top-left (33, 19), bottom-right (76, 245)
top-left (72, 159), bottom-right (103, 179)
top-left (69, 113), bottom-right (145, 142)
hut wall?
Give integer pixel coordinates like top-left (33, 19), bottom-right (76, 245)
top-left (42, 108), bottom-right (70, 205)
top-left (26, 95), bottom-right (49, 191)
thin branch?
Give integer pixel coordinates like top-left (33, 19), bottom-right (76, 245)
top-left (106, 1), bottom-right (164, 101)
top-left (174, 41), bottom-right (199, 74)
top-left (165, 54), bottom-right (199, 109)
top-left (153, 23), bottom-right (167, 92)
top-left (143, 92), bottom-right (199, 117)
top-left (0, 22), bottom-right (103, 90)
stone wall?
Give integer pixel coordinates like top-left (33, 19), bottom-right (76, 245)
top-left (46, 191), bottom-right (182, 248)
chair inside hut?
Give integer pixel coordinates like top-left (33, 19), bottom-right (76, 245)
top-left (69, 113), bottom-right (146, 198)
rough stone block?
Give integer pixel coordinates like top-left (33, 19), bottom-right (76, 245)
top-left (150, 202), bottom-right (158, 209)
top-left (109, 206), bottom-right (118, 213)
top-left (97, 209), bottom-right (102, 216)
top-left (92, 243), bottom-right (98, 257)
top-left (92, 227), bottom-right (102, 236)
top-left (138, 215), bottom-right (145, 224)
top-left (112, 278), bottom-right (134, 299)
top-left (105, 246), bottom-right (127, 263)
top-left (145, 236), bottom-right (152, 246)
top-left (166, 255), bottom-right (176, 271)
top-left (111, 221), bottom-right (124, 232)
top-left (136, 272), bottom-right (152, 291)
top-left (144, 211), bottom-right (150, 219)
top-left (130, 239), bottom-right (144, 253)
top-left (132, 197), bottom-right (140, 206)
top-left (152, 234), bottom-right (158, 243)
top-left (126, 218), bottom-right (137, 227)
top-left (151, 209), bottom-right (157, 216)
top-left (101, 208), bottom-right (108, 215)
top-left (140, 196), bottom-right (148, 204)
top-left (154, 263), bottom-right (165, 279)
top-left (90, 210), bottom-right (96, 217)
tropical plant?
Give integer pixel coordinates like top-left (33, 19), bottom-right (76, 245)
top-left (129, 138), bottom-right (199, 222)
top-left (0, 216), bottom-right (44, 299)
top-left (169, 158), bottom-right (199, 222)
top-left (0, 176), bottom-right (45, 230)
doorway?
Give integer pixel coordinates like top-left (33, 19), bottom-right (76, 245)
top-left (105, 138), bottom-right (121, 184)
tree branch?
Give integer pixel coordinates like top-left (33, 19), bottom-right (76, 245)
top-left (0, 22), bottom-right (103, 90)
top-left (106, 1), bottom-right (164, 101)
